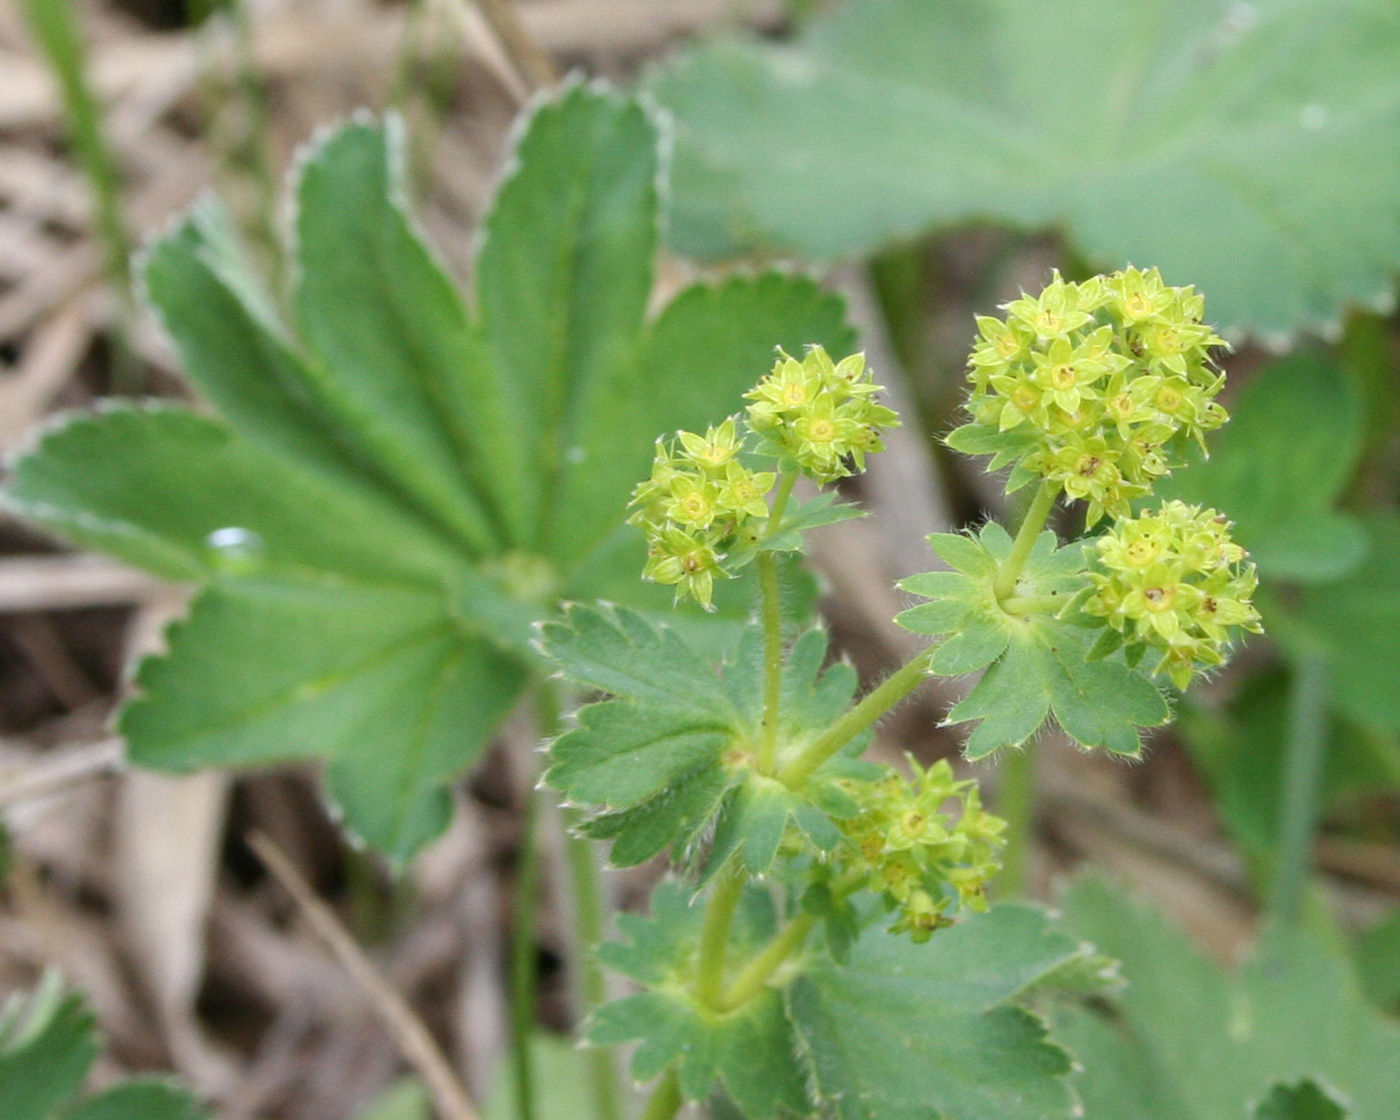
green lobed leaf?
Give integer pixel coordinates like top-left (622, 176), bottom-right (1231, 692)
top-left (3, 405), bottom-right (465, 587)
top-left (1157, 351), bottom-right (1367, 583)
top-left (61, 1081), bottom-right (208, 1120)
top-left (541, 603), bottom-right (735, 718)
top-left (1253, 1081), bottom-right (1350, 1120)
top-left (122, 578), bottom-right (526, 863)
top-left (476, 82), bottom-right (656, 560)
top-left (548, 612), bottom-right (867, 870)
top-left (1058, 876), bottom-right (1400, 1120)
top-left (653, 0), bottom-right (1400, 337)
top-left (590, 881), bottom-right (808, 1120)
top-left (0, 976), bottom-right (98, 1120)
top-left (900, 525), bottom-right (1163, 756)
top-left (788, 904), bottom-right (1088, 1120)
top-left (5, 82), bottom-right (856, 861)
top-left (295, 117), bottom-right (504, 556)
top-left (0, 975), bottom-right (206, 1120)
top-left (141, 197), bottom-right (394, 498)
top-left (946, 637), bottom-right (1055, 761)
top-left (1045, 628), bottom-right (1170, 757)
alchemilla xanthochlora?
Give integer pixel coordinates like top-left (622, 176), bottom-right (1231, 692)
top-left (540, 270), bottom-right (1262, 1120)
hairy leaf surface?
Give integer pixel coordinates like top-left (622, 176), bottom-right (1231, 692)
top-left (589, 882), bottom-right (808, 1120)
top-left (1057, 877), bottom-right (1400, 1120)
top-left (654, 0), bottom-right (1400, 336)
top-left (3, 84), bottom-right (852, 858)
top-left (788, 905), bottom-right (1090, 1120)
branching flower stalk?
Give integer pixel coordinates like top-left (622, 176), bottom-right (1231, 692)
top-left (543, 270), bottom-right (1263, 1120)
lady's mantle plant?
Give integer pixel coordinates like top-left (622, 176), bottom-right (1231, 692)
top-left (0, 83), bottom-right (852, 862)
top-left (542, 269), bottom-right (1261, 1120)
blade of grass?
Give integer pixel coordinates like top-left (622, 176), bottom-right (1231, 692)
top-left (20, 0), bottom-right (139, 389)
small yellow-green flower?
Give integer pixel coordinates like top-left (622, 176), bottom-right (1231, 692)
top-left (953, 268), bottom-right (1230, 524)
top-left (834, 758), bottom-right (1006, 941)
top-left (745, 345), bottom-right (899, 484)
top-left (1084, 501), bottom-right (1261, 689)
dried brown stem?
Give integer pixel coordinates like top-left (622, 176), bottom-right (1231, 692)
top-left (247, 832), bottom-right (479, 1120)
top-left (471, 0), bottom-right (558, 91)
top-left (0, 738), bottom-right (124, 809)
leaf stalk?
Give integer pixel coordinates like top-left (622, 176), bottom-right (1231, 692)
top-left (778, 648), bottom-right (934, 788)
top-left (694, 859), bottom-right (747, 1009)
top-left (1269, 650), bottom-right (1332, 923)
top-left (993, 480), bottom-right (1060, 602)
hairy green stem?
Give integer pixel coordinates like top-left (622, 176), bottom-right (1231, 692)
top-left (756, 472), bottom-right (797, 772)
top-left (757, 552), bottom-right (784, 772)
top-left (536, 685), bottom-right (621, 1120)
top-left (996, 741), bottom-right (1037, 897)
top-left (768, 470), bottom-right (799, 527)
top-left (638, 1069), bottom-right (682, 1120)
top-left (695, 860), bottom-right (747, 1009)
top-left (716, 869), bottom-right (865, 1014)
top-left (779, 649), bottom-right (933, 788)
top-left (508, 785), bottom-right (542, 1120)
top-left (560, 806), bottom-right (622, 1120)
top-left (717, 913), bottom-right (816, 1013)
top-left (1270, 651), bottom-right (1332, 924)
top-left (994, 480), bottom-right (1060, 601)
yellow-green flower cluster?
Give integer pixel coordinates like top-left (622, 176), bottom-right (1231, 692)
top-left (1084, 501), bottom-right (1262, 689)
top-left (628, 419), bottom-right (776, 609)
top-left (745, 347), bottom-right (899, 484)
top-left (629, 347), bottom-right (895, 608)
top-left (963, 268), bottom-right (1229, 524)
top-left (836, 759), bottom-right (1005, 942)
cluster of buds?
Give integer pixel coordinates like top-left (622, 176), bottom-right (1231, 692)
top-left (963, 268), bottom-right (1229, 524)
top-left (1083, 501), bottom-right (1262, 689)
top-left (745, 347), bottom-right (898, 484)
top-left (628, 419), bottom-right (776, 609)
top-left (835, 759), bottom-right (1005, 942)
top-left (629, 347), bottom-right (896, 608)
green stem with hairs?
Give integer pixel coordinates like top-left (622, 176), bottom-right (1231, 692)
top-left (996, 740), bottom-right (1037, 897)
top-left (716, 869), bottom-right (864, 1014)
top-left (779, 649), bottom-right (934, 788)
top-left (1269, 650), bottom-right (1332, 924)
top-left (994, 480), bottom-right (1060, 601)
top-left (757, 553), bottom-right (784, 772)
top-left (537, 684), bottom-right (621, 1120)
top-left (561, 807), bottom-right (622, 1120)
top-left (717, 913), bottom-right (816, 1013)
top-left (757, 472), bottom-right (798, 772)
top-left (694, 859), bottom-right (747, 1009)
top-left (507, 784), bottom-right (542, 1120)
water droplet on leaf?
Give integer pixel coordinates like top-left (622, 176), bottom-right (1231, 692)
top-left (205, 527), bottom-right (266, 574)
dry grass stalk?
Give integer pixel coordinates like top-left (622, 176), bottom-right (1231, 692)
top-left (248, 831), bottom-right (481, 1120)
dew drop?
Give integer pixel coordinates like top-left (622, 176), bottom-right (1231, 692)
top-left (565, 445), bottom-right (587, 465)
top-left (205, 526), bottom-right (266, 574)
